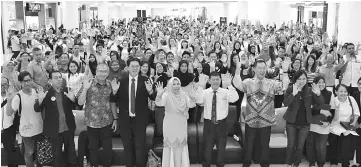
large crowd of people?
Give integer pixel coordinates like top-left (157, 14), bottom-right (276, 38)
top-left (2, 15), bottom-right (361, 167)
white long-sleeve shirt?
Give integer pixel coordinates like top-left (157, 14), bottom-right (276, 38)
top-left (195, 86), bottom-right (239, 121)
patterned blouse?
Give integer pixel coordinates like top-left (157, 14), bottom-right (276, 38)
top-left (83, 79), bottom-right (113, 128)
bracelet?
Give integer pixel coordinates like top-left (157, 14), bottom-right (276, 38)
top-left (113, 118), bottom-right (118, 120)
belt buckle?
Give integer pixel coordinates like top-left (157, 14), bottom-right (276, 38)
top-left (213, 121), bottom-right (219, 124)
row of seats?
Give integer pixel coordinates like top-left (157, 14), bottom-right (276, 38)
top-left (0, 98), bottom-right (301, 166)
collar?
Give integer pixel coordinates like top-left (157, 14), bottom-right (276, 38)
top-left (129, 75), bottom-right (138, 81)
top-left (255, 77), bottom-right (265, 83)
top-left (94, 78), bottom-right (109, 86)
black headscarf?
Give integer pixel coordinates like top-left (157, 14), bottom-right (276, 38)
top-left (174, 60), bottom-right (194, 87)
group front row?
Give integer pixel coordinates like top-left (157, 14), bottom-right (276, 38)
top-left (2, 57), bottom-right (361, 167)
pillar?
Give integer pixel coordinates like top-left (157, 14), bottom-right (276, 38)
top-left (98, 1), bottom-right (108, 26)
top-left (1, 1), bottom-right (12, 55)
top-left (237, 1), bottom-right (248, 24)
top-left (61, 1), bottom-right (79, 29)
top-left (338, 1), bottom-right (361, 44)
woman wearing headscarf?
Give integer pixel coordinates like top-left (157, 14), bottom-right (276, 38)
top-left (155, 77), bottom-right (196, 167)
top-left (107, 59), bottom-right (126, 81)
top-left (2, 61), bottom-right (21, 91)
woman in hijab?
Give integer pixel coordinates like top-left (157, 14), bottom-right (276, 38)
top-left (155, 77), bottom-right (196, 167)
top-left (174, 60), bottom-right (195, 94)
top-left (107, 59), bottom-right (125, 81)
top-left (2, 61), bottom-right (21, 91)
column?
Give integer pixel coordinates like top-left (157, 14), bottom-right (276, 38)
top-left (1, 1), bottom-right (12, 55)
top-left (237, 1), bottom-right (248, 24)
top-left (61, 1), bottom-right (79, 29)
top-left (98, 1), bottom-right (108, 26)
top-left (338, 1), bottom-right (361, 44)
top-left (326, 2), bottom-right (337, 38)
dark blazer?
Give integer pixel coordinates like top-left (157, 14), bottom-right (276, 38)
top-left (283, 85), bottom-right (325, 124)
top-left (40, 87), bottom-right (76, 137)
top-left (351, 90), bottom-right (361, 123)
top-left (202, 62), bottom-right (227, 76)
top-left (111, 75), bottom-right (156, 129)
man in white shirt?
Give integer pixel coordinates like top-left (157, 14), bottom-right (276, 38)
top-left (11, 31), bottom-right (21, 60)
top-left (195, 71), bottom-right (239, 167)
top-left (1, 77), bottom-right (18, 167)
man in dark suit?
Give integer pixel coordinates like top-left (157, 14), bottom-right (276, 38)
top-left (351, 77), bottom-right (361, 167)
top-left (110, 57), bottom-right (156, 167)
top-left (40, 70), bottom-right (77, 167)
top-left (202, 51), bottom-right (227, 76)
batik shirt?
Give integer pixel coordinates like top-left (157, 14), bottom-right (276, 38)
top-left (242, 78), bottom-right (280, 128)
top-left (83, 79), bottom-right (113, 128)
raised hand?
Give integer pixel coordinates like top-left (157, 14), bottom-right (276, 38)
top-left (312, 83), bottom-right (321, 95)
top-left (155, 82), bottom-right (165, 94)
top-left (221, 73), bottom-right (232, 88)
top-left (37, 86), bottom-right (48, 100)
top-left (292, 83), bottom-right (300, 96)
top-left (64, 89), bottom-right (75, 102)
top-left (111, 79), bottom-right (120, 92)
top-left (145, 79), bottom-right (153, 92)
top-left (83, 79), bottom-right (93, 90)
top-left (6, 85), bottom-right (16, 99)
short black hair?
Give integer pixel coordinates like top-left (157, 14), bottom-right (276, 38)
top-left (209, 71), bottom-right (221, 78)
top-left (293, 70), bottom-right (307, 84)
top-left (32, 47), bottom-right (42, 53)
top-left (49, 70), bottom-right (62, 79)
top-left (335, 84), bottom-right (348, 92)
top-left (18, 71), bottom-right (32, 82)
top-left (358, 77), bottom-right (361, 84)
top-left (127, 57), bottom-right (141, 66)
top-left (253, 58), bottom-right (267, 67)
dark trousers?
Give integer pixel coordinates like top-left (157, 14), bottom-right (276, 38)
top-left (274, 94), bottom-right (284, 108)
top-left (328, 133), bottom-right (355, 167)
top-left (243, 124), bottom-right (271, 167)
top-left (306, 131), bottom-right (328, 167)
top-left (285, 123), bottom-right (310, 166)
top-left (355, 129), bottom-right (361, 164)
top-left (11, 51), bottom-right (20, 60)
top-left (51, 130), bottom-right (78, 167)
top-left (121, 117), bottom-right (147, 167)
top-left (87, 125), bottom-right (113, 167)
top-left (1, 125), bottom-right (18, 167)
top-left (202, 119), bottom-right (228, 167)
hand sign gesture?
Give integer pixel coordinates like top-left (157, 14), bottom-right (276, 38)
top-left (145, 79), bottom-right (153, 92)
top-left (37, 87), bottom-right (48, 100)
top-left (312, 83), bottom-right (321, 95)
top-left (221, 73), bottom-right (233, 88)
top-left (111, 79), bottom-right (120, 92)
top-left (155, 82), bottom-right (165, 94)
top-left (292, 83), bottom-right (300, 96)
top-left (83, 79), bottom-right (93, 90)
top-left (64, 88), bottom-right (75, 102)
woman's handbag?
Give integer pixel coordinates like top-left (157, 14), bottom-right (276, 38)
top-left (340, 97), bottom-right (356, 131)
top-left (35, 135), bottom-right (54, 165)
top-left (146, 149), bottom-right (161, 167)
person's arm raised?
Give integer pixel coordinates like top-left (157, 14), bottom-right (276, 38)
top-left (232, 59), bottom-right (245, 92)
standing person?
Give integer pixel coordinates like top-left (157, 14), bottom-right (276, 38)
top-left (196, 71), bottom-right (239, 167)
top-left (40, 70), bottom-right (77, 167)
top-left (232, 59), bottom-right (282, 167)
top-left (10, 31), bottom-right (21, 60)
top-left (26, 47), bottom-right (51, 89)
top-left (154, 77), bottom-right (196, 167)
top-left (282, 70), bottom-right (325, 167)
top-left (1, 77), bottom-right (18, 167)
top-left (110, 57), bottom-right (156, 167)
top-left (306, 76), bottom-right (335, 167)
top-left (329, 84), bottom-right (360, 167)
top-left (351, 77), bottom-right (361, 167)
top-left (78, 64), bottom-right (118, 167)
top-left (10, 71), bottom-right (47, 167)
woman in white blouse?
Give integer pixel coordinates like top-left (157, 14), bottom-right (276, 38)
top-left (329, 84), bottom-right (360, 167)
